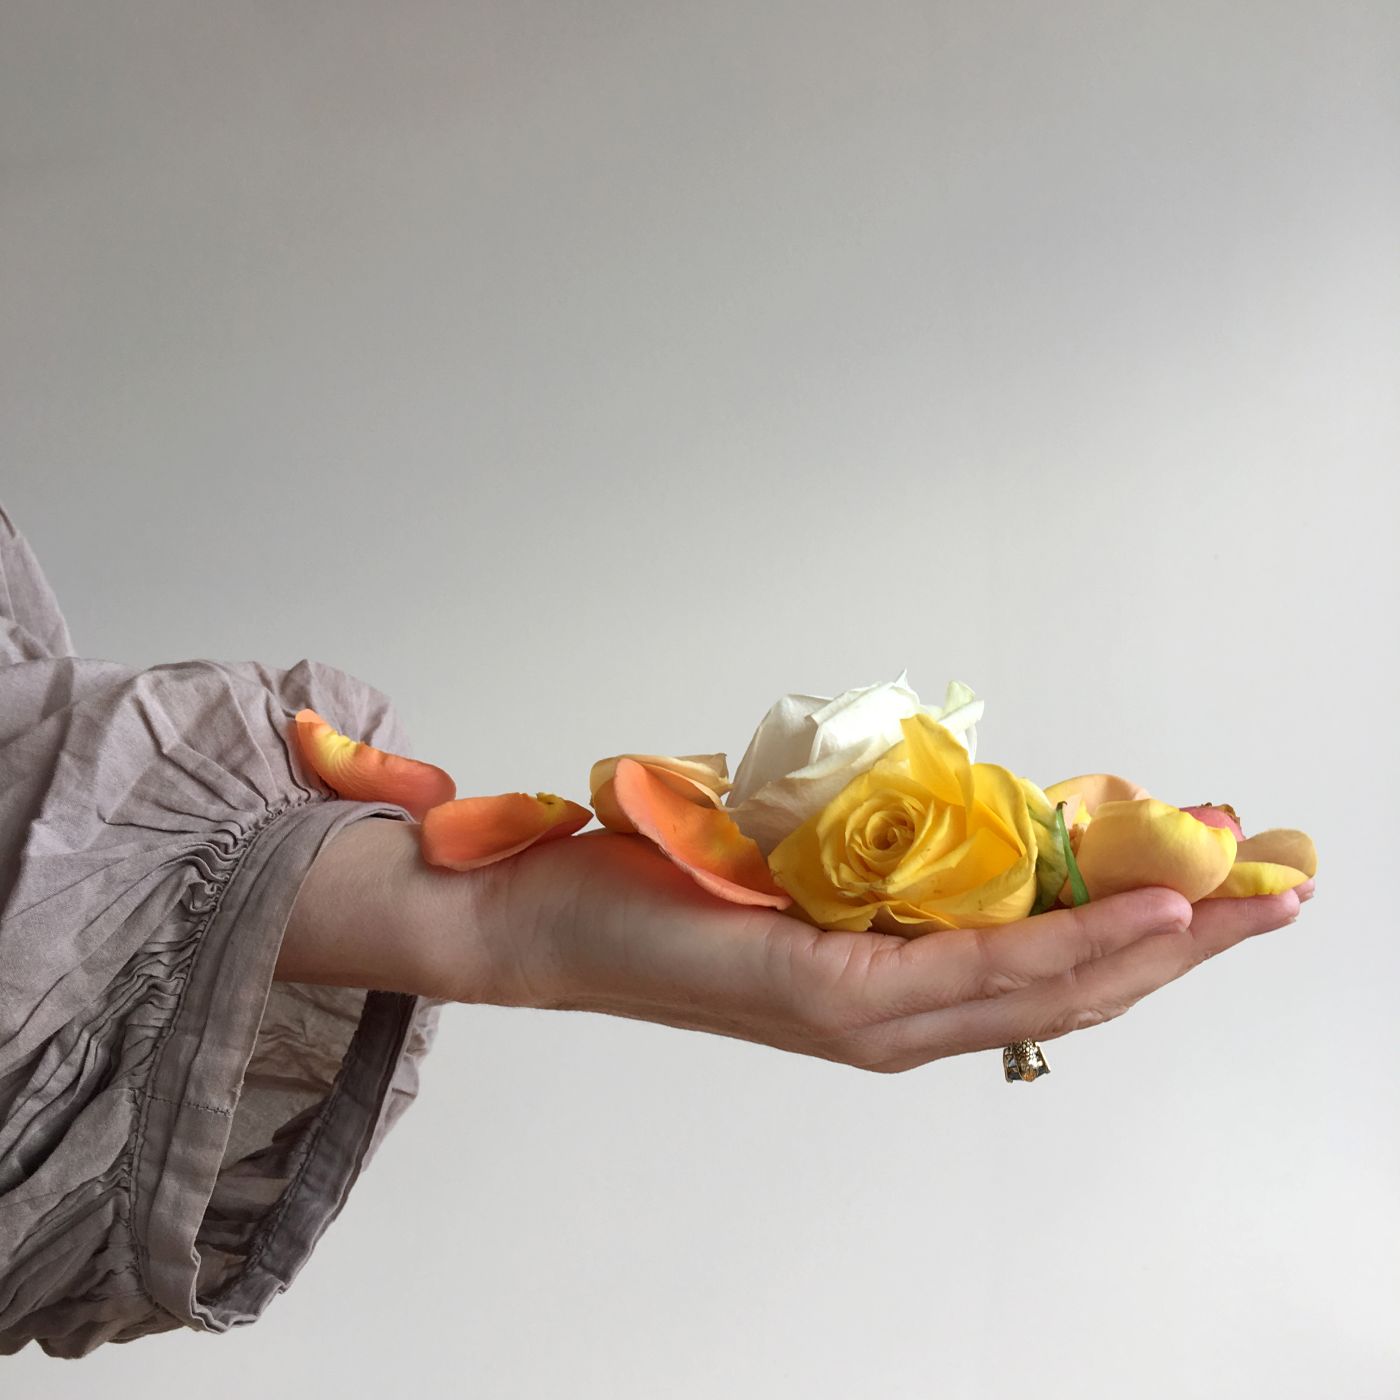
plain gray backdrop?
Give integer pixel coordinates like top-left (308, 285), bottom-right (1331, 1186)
top-left (3, 3), bottom-right (1397, 1396)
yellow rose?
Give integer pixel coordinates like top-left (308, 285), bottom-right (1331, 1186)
top-left (767, 712), bottom-right (1037, 934)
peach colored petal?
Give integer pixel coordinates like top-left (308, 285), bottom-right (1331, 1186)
top-left (1073, 798), bottom-right (1237, 903)
top-left (1043, 773), bottom-right (1151, 824)
top-left (590, 753), bottom-right (728, 834)
top-left (293, 708), bottom-right (456, 820)
top-left (612, 757), bottom-right (791, 908)
top-left (1234, 828), bottom-right (1317, 878)
top-left (419, 792), bottom-right (591, 871)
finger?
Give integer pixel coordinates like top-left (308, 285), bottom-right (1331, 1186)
top-left (1178, 886), bottom-right (1305, 956)
top-left (860, 886), bottom-right (1192, 1018)
top-left (867, 888), bottom-right (1302, 1070)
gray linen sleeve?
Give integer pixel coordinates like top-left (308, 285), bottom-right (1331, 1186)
top-left (0, 507), bottom-right (443, 1356)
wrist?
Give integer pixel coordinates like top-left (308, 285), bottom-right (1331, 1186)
top-left (278, 815), bottom-right (513, 1003)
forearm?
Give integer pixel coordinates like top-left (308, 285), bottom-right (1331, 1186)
top-left (276, 816), bottom-right (505, 1001)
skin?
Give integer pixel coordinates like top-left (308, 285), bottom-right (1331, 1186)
top-left (276, 817), bottom-right (1313, 1074)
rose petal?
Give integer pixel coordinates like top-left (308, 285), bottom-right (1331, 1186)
top-left (1043, 773), bottom-right (1152, 826)
top-left (724, 676), bottom-right (983, 856)
top-left (766, 810), bottom-right (880, 931)
top-left (1181, 803), bottom-right (1245, 840)
top-left (1234, 828), bottom-right (1317, 878)
top-left (766, 714), bottom-right (1035, 934)
top-left (612, 757), bottom-right (791, 908)
top-left (588, 753), bottom-right (729, 834)
top-left (1072, 797), bottom-right (1237, 902)
top-left (1205, 860), bottom-right (1309, 899)
top-left (292, 708), bottom-right (456, 820)
top-left (420, 792), bottom-right (592, 871)
top-left (881, 735), bottom-right (1038, 929)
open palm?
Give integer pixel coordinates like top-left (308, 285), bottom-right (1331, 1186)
top-left (484, 829), bottom-right (1311, 1073)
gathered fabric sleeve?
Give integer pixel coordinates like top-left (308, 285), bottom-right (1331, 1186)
top-left (0, 506), bottom-right (443, 1357)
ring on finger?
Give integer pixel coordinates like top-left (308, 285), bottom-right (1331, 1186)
top-left (1002, 1039), bottom-right (1051, 1083)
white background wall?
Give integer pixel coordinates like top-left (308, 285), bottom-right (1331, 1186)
top-left (3, 4), bottom-right (1397, 1396)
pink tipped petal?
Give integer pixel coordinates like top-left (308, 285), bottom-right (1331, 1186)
top-left (1182, 803), bottom-right (1246, 840)
top-left (420, 792), bottom-right (591, 871)
top-left (612, 757), bottom-right (791, 908)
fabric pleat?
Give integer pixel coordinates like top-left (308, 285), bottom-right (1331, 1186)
top-left (0, 505), bottom-right (441, 1356)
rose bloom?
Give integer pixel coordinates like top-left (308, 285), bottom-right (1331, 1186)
top-left (725, 672), bottom-right (983, 857)
top-left (767, 710), bottom-right (1037, 935)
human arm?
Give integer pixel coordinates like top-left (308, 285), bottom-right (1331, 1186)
top-left (279, 817), bottom-right (1312, 1073)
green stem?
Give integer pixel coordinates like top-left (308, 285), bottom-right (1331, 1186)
top-left (1055, 803), bottom-right (1090, 908)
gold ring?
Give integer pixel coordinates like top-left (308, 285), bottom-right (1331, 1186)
top-left (1002, 1039), bottom-right (1050, 1083)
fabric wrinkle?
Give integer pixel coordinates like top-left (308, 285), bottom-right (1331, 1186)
top-left (0, 504), bottom-right (442, 1356)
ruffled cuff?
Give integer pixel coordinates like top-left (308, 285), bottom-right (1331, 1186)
top-left (129, 794), bottom-right (430, 1333)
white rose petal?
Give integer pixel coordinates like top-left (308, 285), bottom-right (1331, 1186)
top-left (724, 671), bottom-right (985, 856)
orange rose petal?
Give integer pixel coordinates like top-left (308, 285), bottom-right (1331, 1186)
top-left (588, 753), bottom-right (729, 834)
top-left (592, 768), bottom-right (726, 834)
top-left (293, 708), bottom-right (456, 820)
top-left (420, 792), bottom-right (592, 871)
top-left (612, 757), bottom-right (791, 909)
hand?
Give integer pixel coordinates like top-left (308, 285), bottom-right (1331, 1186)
top-left (280, 820), bottom-right (1311, 1073)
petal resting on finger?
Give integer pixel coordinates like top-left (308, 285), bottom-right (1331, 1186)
top-left (293, 708), bottom-right (456, 820)
top-left (420, 792), bottom-right (592, 871)
top-left (1206, 860), bottom-right (1309, 898)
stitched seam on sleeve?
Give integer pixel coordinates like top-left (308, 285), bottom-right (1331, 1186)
top-left (125, 794), bottom-right (322, 1307)
top-left (228, 1026), bottom-right (360, 1282)
top-left (142, 1095), bottom-right (232, 1116)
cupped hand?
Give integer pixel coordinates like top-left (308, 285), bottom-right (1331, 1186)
top-left (469, 828), bottom-right (1311, 1073)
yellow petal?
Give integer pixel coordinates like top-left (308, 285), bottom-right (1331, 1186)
top-left (882, 759), bottom-right (1037, 927)
top-left (769, 794), bottom-right (884, 931)
top-left (1074, 798), bottom-right (1236, 902)
top-left (968, 760), bottom-right (1036, 860)
top-left (1206, 861), bottom-right (1309, 898)
top-left (879, 853), bottom-right (1038, 930)
top-left (1234, 828), bottom-right (1317, 879)
top-left (768, 714), bottom-right (1039, 933)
